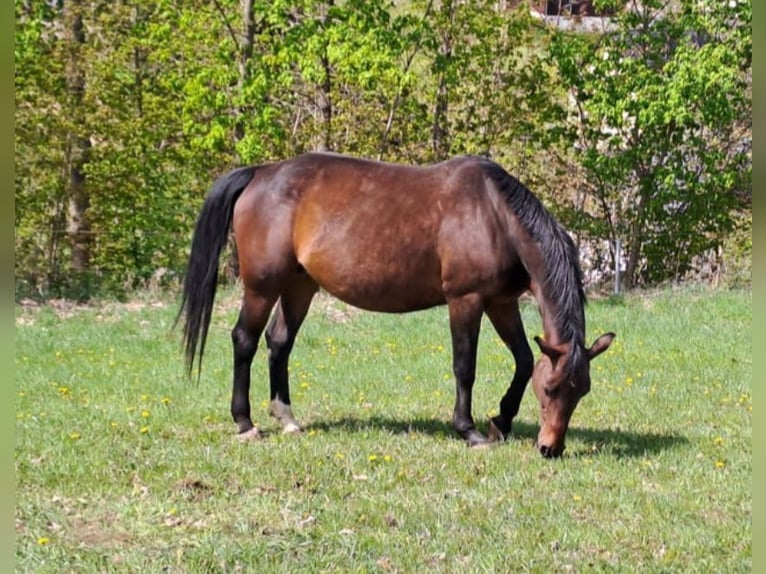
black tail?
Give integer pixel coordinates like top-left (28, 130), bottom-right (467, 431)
top-left (176, 166), bottom-right (257, 377)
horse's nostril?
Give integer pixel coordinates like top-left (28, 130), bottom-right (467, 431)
top-left (539, 444), bottom-right (553, 458)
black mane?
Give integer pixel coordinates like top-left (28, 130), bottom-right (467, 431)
top-left (480, 160), bottom-right (588, 377)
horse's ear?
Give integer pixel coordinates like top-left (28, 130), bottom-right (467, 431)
top-left (588, 332), bottom-right (616, 360)
top-left (534, 336), bottom-right (565, 362)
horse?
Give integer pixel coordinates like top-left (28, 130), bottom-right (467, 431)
top-left (177, 152), bottom-right (615, 457)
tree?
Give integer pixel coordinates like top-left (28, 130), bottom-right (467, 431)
top-left (549, 0), bottom-right (751, 286)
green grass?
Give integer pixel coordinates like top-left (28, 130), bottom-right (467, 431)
top-left (15, 286), bottom-right (751, 572)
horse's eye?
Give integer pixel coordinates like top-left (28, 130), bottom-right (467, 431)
top-left (543, 383), bottom-right (560, 397)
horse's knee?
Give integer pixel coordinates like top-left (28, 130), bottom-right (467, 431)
top-left (231, 324), bottom-right (258, 361)
top-left (516, 350), bottom-right (534, 382)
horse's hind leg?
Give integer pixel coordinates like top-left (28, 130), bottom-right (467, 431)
top-left (265, 271), bottom-right (319, 434)
top-left (231, 290), bottom-right (278, 439)
top-left (484, 299), bottom-right (534, 442)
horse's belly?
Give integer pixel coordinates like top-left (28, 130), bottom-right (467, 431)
top-left (299, 247), bottom-right (445, 313)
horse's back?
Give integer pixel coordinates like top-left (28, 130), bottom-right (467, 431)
top-left (233, 153), bottom-right (525, 311)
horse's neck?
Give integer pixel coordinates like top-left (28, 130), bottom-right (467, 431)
top-left (529, 280), bottom-right (564, 345)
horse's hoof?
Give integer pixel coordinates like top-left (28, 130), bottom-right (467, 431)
top-left (237, 427), bottom-right (262, 442)
top-left (282, 422), bottom-right (302, 435)
top-left (487, 418), bottom-right (507, 443)
top-left (465, 429), bottom-right (490, 449)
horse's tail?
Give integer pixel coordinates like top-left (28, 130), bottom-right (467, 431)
top-left (176, 165), bottom-right (258, 378)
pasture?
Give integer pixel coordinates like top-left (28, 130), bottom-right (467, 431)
top-left (15, 286), bottom-right (751, 572)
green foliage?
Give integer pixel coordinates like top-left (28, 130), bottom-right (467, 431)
top-left (14, 0), bottom-right (751, 297)
top-left (548, 0), bottom-right (751, 286)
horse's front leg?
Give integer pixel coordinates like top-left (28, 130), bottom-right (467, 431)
top-left (484, 299), bottom-right (534, 442)
top-left (447, 294), bottom-right (487, 447)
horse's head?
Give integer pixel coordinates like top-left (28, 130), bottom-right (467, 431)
top-left (531, 333), bottom-right (615, 458)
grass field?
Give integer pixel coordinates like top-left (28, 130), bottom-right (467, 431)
top-left (15, 285), bottom-right (751, 572)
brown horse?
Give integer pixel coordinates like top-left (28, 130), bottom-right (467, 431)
top-left (178, 152), bottom-right (614, 457)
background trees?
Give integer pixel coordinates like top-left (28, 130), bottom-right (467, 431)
top-left (14, 0), bottom-right (751, 298)
top-left (548, 0), bottom-right (751, 287)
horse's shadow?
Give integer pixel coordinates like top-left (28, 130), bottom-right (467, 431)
top-left (304, 416), bottom-right (686, 459)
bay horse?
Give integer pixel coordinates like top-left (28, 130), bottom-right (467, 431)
top-left (178, 152), bottom-right (614, 457)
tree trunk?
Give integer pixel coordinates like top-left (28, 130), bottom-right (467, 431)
top-left (624, 181), bottom-right (651, 288)
top-left (432, 0), bottom-right (454, 159)
top-left (235, 0), bottom-right (255, 145)
top-left (64, 0), bottom-right (92, 289)
top-left (317, 43), bottom-right (333, 152)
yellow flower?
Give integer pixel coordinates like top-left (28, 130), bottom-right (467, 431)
top-left (69, 432), bottom-right (80, 440)
top-left (368, 454), bottom-right (379, 463)
top-left (713, 437), bottom-right (724, 446)
top-left (141, 410), bottom-right (150, 418)
top-left (715, 460), bottom-right (726, 469)
top-left (140, 426), bottom-right (150, 434)
top-left (161, 397), bottom-right (171, 405)
top-left (37, 537), bottom-right (50, 545)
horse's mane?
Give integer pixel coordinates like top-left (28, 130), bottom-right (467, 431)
top-left (480, 159), bottom-right (588, 379)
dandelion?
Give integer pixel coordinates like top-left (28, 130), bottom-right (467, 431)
top-left (368, 454), bottom-right (379, 463)
top-left (572, 494), bottom-right (582, 501)
top-left (69, 432), bottom-right (80, 440)
top-left (383, 454), bottom-right (392, 463)
top-left (713, 437), bottom-right (724, 446)
top-left (37, 537), bottom-right (50, 545)
top-left (715, 460), bottom-right (726, 469)
top-left (57, 386), bottom-right (70, 396)
top-left (141, 410), bottom-right (150, 418)
top-left (335, 452), bottom-right (345, 460)
top-left (140, 426), bottom-right (150, 434)
top-left (161, 397), bottom-right (171, 405)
